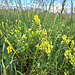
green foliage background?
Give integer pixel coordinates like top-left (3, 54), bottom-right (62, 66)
top-left (0, 2), bottom-right (75, 75)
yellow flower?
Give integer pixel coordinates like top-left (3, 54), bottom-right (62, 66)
top-left (7, 46), bottom-right (12, 54)
top-left (49, 29), bottom-right (51, 32)
top-left (37, 63), bottom-right (40, 67)
top-left (48, 49), bottom-right (51, 53)
top-left (62, 35), bottom-right (67, 40)
top-left (46, 62), bottom-right (49, 65)
top-left (71, 40), bottom-right (74, 48)
top-left (64, 71), bottom-right (69, 75)
top-left (2, 21), bottom-right (4, 25)
top-left (15, 35), bottom-right (17, 37)
top-left (50, 45), bottom-right (53, 49)
top-left (35, 19), bottom-right (40, 23)
top-left (66, 39), bottom-right (70, 44)
top-left (36, 30), bottom-right (39, 34)
top-left (15, 30), bottom-right (18, 33)
top-left (49, 36), bottom-right (51, 39)
top-left (42, 31), bottom-right (46, 35)
top-left (25, 43), bottom-right (28, 46)
top-left (64, 50), bottom-right (71, 59)
top-left (41, 38), bottom-right (46, 41)
top-left (32, 31), bottom-right (34, 35)
top-left (51, 41), bottom-right (52, 44)
top-left (34, 15), bottom-right (40, 23)
top-left (22, 34), bottom-right (25, 38)
top-left (6, 23), bottom-right (8, 25)
top-left (36, 44), bottom-right (39, 48)
top-left (73, 48), bottom-right (75, 51)
top-left (45, 41), bottom-right (49, 44)
top-left (67, 26), bottom-right (70, 29)
top-left (22, 34), bottom-right (27, 39)
top-left (19, 20), bottom-right (21, 23)
top-left (34, 15), bottom-right (39, 19)
top-left (71, 40), bottom-right (74, 45)
top-left (28, 28), bottom-right (32, 32)
top-left (0, 30), bottom-right (3, 35)
top-left (64, 49), bottom-right (75, 67)
top-left (15, 19), bottom-right (18, 22)
top-left (6, 20), bottom-right (8, 22)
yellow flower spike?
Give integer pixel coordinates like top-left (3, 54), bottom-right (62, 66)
top-left (35, 19), bottom-right (40, 23)
top-left (33, 15), bottom-right (40, 24)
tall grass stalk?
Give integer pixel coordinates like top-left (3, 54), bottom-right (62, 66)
top-left (2, 43), bottom-right (7, 75)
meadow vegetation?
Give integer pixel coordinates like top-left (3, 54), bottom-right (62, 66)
top-left (0, 5), bottom-right (75, 75)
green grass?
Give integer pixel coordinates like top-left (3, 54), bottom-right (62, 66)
top-left (0, 5), bottom-right (75, 75)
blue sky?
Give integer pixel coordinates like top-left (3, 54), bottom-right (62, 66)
top-left (0, 0), bottom-right (75, 7)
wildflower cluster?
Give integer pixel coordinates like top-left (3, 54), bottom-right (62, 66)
top-left (62, 34), bottom-right (75, 69)
top-left (61, 35), bottom-right (70, 44)
top-left (33, 15), bottom-right (40, 24)
top-left (0, 12), bottom-right (75, 75)
top-left (40, 41), bottom-right (53, 57)
top-left (7, 46), bottom-right (12, 54)
top-left (64, 49), bottom-right (75, 68)
top-left (32, 15), bottom-right (41, 30)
